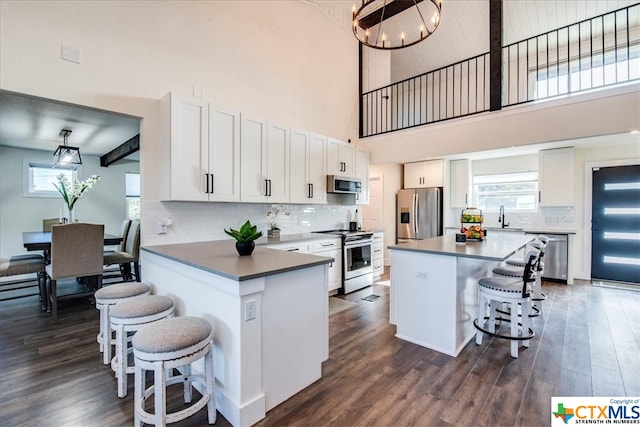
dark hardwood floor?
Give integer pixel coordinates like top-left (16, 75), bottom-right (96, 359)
top-left (1, 270), bottom-right (638, 426)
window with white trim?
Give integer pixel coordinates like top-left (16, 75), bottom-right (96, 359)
top-left (473, 171), bottom-right (538, 212)
top-left (24, 162), bottom-right (77, 198)
top-left (126, 172), bottom-right (140, 220)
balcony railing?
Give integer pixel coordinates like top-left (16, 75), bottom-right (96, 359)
top-left (360, 3), bottom-right (640, 138)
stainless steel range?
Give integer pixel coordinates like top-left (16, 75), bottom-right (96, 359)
top-left (316, 230), bottom-right (373, 294)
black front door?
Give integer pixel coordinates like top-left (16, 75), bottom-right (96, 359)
top-left (591, 164), bottom-right (640, 284)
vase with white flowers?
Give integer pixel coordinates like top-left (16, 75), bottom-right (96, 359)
top-left (266, 205), bottom-right (290, 238)
top-left (52, 173), bottom-right (101, 223)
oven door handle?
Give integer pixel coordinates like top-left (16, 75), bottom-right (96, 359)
top-left (344, 241), bottom-right (372, 249)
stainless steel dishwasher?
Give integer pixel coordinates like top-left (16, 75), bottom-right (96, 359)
top-left (525, 232), bottom-right (568, 283)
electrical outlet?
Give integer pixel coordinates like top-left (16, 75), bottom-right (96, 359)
top-left (155, 222), bottom-right (167, 234)
top-left (61, 45), bottom-right (81, 64)
top-left (245, 300), bottom-right (256, 321)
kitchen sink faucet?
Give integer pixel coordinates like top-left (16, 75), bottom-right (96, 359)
top-left (499, 205), bottom-right (509, 228)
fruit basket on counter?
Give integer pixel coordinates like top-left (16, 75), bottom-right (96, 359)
top-left (460, 208), bottom-right (484, 241)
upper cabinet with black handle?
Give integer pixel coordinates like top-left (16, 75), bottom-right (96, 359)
top-left (326, 137), bottom-right (355, 177)
top-left (160, 92), bottom-right (240, 202)
top-left (290, 129), bottom-right (327, 204)
top-left (240, 116), bottom-right (290, 203)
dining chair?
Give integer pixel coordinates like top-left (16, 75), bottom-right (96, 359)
top-left (42, 218), bottom-right (60, 232)
top-left (103, 220), bottom-right (141, 282)
top-left (103, 219), bottom-right (132, 283)
top-left (45, 223), bottom-right (104, 321)
top-left (0, 256), bottom-right (46, 308)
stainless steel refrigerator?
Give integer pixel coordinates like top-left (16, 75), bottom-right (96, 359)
top-left (397, 187), bottom-right (443, 242)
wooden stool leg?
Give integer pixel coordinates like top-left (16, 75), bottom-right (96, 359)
top-left (510, 302), bottom-right (519, 358)
top-left (115, 324), bottom-right (128, 398)
top-left (205, 342), bottom-right (217, 424)
top-left (100, 306), bottom-right (113, 365)
top-left (475, 294), bottom-right (485, 345)
top-left (183, 363), bottom-right (192, 403)
top-left (154, 361), bottom-right (167, 427)
top-left (134, 364), bottom-right (144, 427)
top-left (523, 299), bottom-right (531, 349)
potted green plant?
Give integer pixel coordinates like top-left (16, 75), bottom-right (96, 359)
top-left (224, 220), bottom-right (263, 256)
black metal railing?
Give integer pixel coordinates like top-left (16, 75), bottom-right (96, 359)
top-left (503, 3), bottom-right (640, 106)
top-left (360, 3), bottom-right (640, 138)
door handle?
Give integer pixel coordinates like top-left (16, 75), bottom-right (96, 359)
top-left (210, 173), bottom-right (214, 194)
top-left (268, 179), bottom-right (272, 196)
top-left (264, 179), bottom-right (269, 197)
top-left (205, 173), bottom-right (210, 194)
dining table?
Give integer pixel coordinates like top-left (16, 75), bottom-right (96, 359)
top-left (23, 231), bottom-right (122, 253)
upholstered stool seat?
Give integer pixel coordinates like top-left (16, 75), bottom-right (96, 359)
top-left (132, 316), bottom-right (216, 427)
top-left (109, 295), bottom-right (175, 398)
top-left (94, 282), bottom-right (152, 365)
top-left (474, 248), bottom-right (540, 358)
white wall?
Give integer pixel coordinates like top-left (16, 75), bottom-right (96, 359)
top-left (0, 1), bottom-right (360, 247)
top-left (0, 146), bottom-right (138, 257)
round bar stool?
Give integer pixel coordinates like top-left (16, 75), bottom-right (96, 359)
top-left (95, 282), bottom-right (152, 365)
top-left (109, 295), bottom-right (175, 398)
top-left (505, 235), bottom-right (549, 315)
top-left (132, 316), bottom-right (216, 427)
top-left (492, 239), bottom-right (544, 317)
top-left (474, 248), bottom-right (540, 358)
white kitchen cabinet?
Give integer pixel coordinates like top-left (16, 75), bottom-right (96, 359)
top-left (160, 93), bottom-right (240, 202)
top-left (449, 159), bottom-right (470, 208)
top-left (372, 231), bottom-right (384, 281)
top-left (263, 241), bottom-right (312, 253)
top-left (404, 159), bottom-right (444, 188)
top-left (240, 117), bottom-right (290, 203)
top-left (311, 239), bottom-right (342, 292)
top-left (355, 147), bottom-right (369, 205)
top-left (538, 147), bottom-right (575, 207)
top-left (266, 238), bottom-right (342, 292)
top-left (208, 106), bottom-right (241, 202)
top-left (160, 93), bottom-right (208, 201)
top-left (326, 138), bottom-right (355, 177)
top-left (290, 129), bottom-right (327, 204)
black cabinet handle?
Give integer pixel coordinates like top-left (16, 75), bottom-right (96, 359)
top-left (205, 173), bottom-right (210, 194)
top-left (210, 174), bottom-right (214, 194)
top-left (308, 183), bottom-right (314, 198)
top-left (264, 179), bottom-right (269, 196)
top-left (268, 179), bottom-right (272, 196)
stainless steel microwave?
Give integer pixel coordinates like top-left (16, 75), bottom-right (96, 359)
top-left (327, 175), bottom-right (361, 194)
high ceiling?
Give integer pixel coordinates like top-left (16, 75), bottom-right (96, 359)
top-left (306, 0), bottom-right (639, 82)
top-left (1, 1), bottom-right (637, 160)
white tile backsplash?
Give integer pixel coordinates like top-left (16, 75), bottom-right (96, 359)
top-left (445, 206), bottom-right (576, 230)
top-left (142, 200), bottom-right (357, 246)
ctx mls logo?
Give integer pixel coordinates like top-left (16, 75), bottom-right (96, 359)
top-left (553, 403), bottom-right (575, 424)
top-left (551, 397), bottom-right (640, 426)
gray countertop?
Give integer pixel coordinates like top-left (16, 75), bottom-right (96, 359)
top-left (388, 233), bottom-right (534, 261)
top-left (141, 239), bottom-right (333, 282)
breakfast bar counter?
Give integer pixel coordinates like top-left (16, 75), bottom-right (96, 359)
top-left (388, 234), bottom-right (532, 357)
top-left (141, 240), bottom-right (333, 427)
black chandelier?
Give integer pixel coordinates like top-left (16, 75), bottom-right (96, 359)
top-left (352, 0), bottom-right (443, 50)
top-left (53, 129), bottom-right (82, 169)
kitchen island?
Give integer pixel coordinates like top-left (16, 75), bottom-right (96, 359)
top-left (140, 240), bottom-right (333, 427)
top-left (388, 233), bottom-right (532, 357)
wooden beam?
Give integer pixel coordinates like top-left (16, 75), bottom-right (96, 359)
top-left (489, 0), bottom-right (503, 111)
top-left (356, 0), bottom-right (426, 30)
top-left (100, 134), bottom-right (139, 167)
